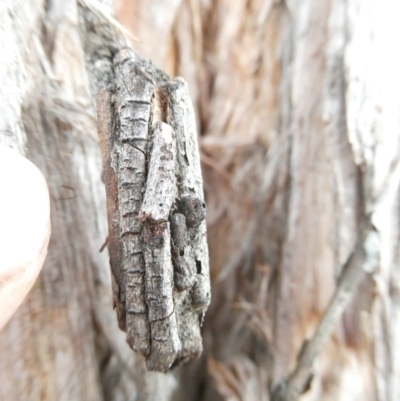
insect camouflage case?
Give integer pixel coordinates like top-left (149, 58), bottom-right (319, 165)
top-left (97, 49), bottom-right (211, 372)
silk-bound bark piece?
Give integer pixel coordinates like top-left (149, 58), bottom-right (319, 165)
top-left (97, 48), bottom-right (210, 372)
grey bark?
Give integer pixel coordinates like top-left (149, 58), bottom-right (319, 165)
top-left (97, 48), bottom-right (210, 371)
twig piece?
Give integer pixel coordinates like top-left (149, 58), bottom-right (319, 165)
top-left (271, 218), bottom-right (378, 401)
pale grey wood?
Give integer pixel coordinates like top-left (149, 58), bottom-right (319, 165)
top-left (0, 0), bottom-right (28, 153)
top-left (141, 123), bottom-right (177, 222)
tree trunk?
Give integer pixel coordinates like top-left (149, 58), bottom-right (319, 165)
top-left (1, 1), bottom-right (399, 401)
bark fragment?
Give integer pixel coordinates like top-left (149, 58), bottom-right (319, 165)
top-left (97, 48), bottom-right (210, 371)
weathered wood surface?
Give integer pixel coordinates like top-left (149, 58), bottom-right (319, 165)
top-left (116, 1), bottom-right (400, 400)
top-left (1, 0), bottom-right (400, 400)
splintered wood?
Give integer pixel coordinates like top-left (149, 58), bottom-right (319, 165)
top-left (97, 49), bottom-right (210, 372)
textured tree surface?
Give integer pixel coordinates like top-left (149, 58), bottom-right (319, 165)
top-left (1, 0), bottom-right (400, 401)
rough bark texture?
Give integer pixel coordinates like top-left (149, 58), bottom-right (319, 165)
top-left (1, 0), bottom-right (400, 401)
top-left (98, 48), bottom-right (210, 371)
